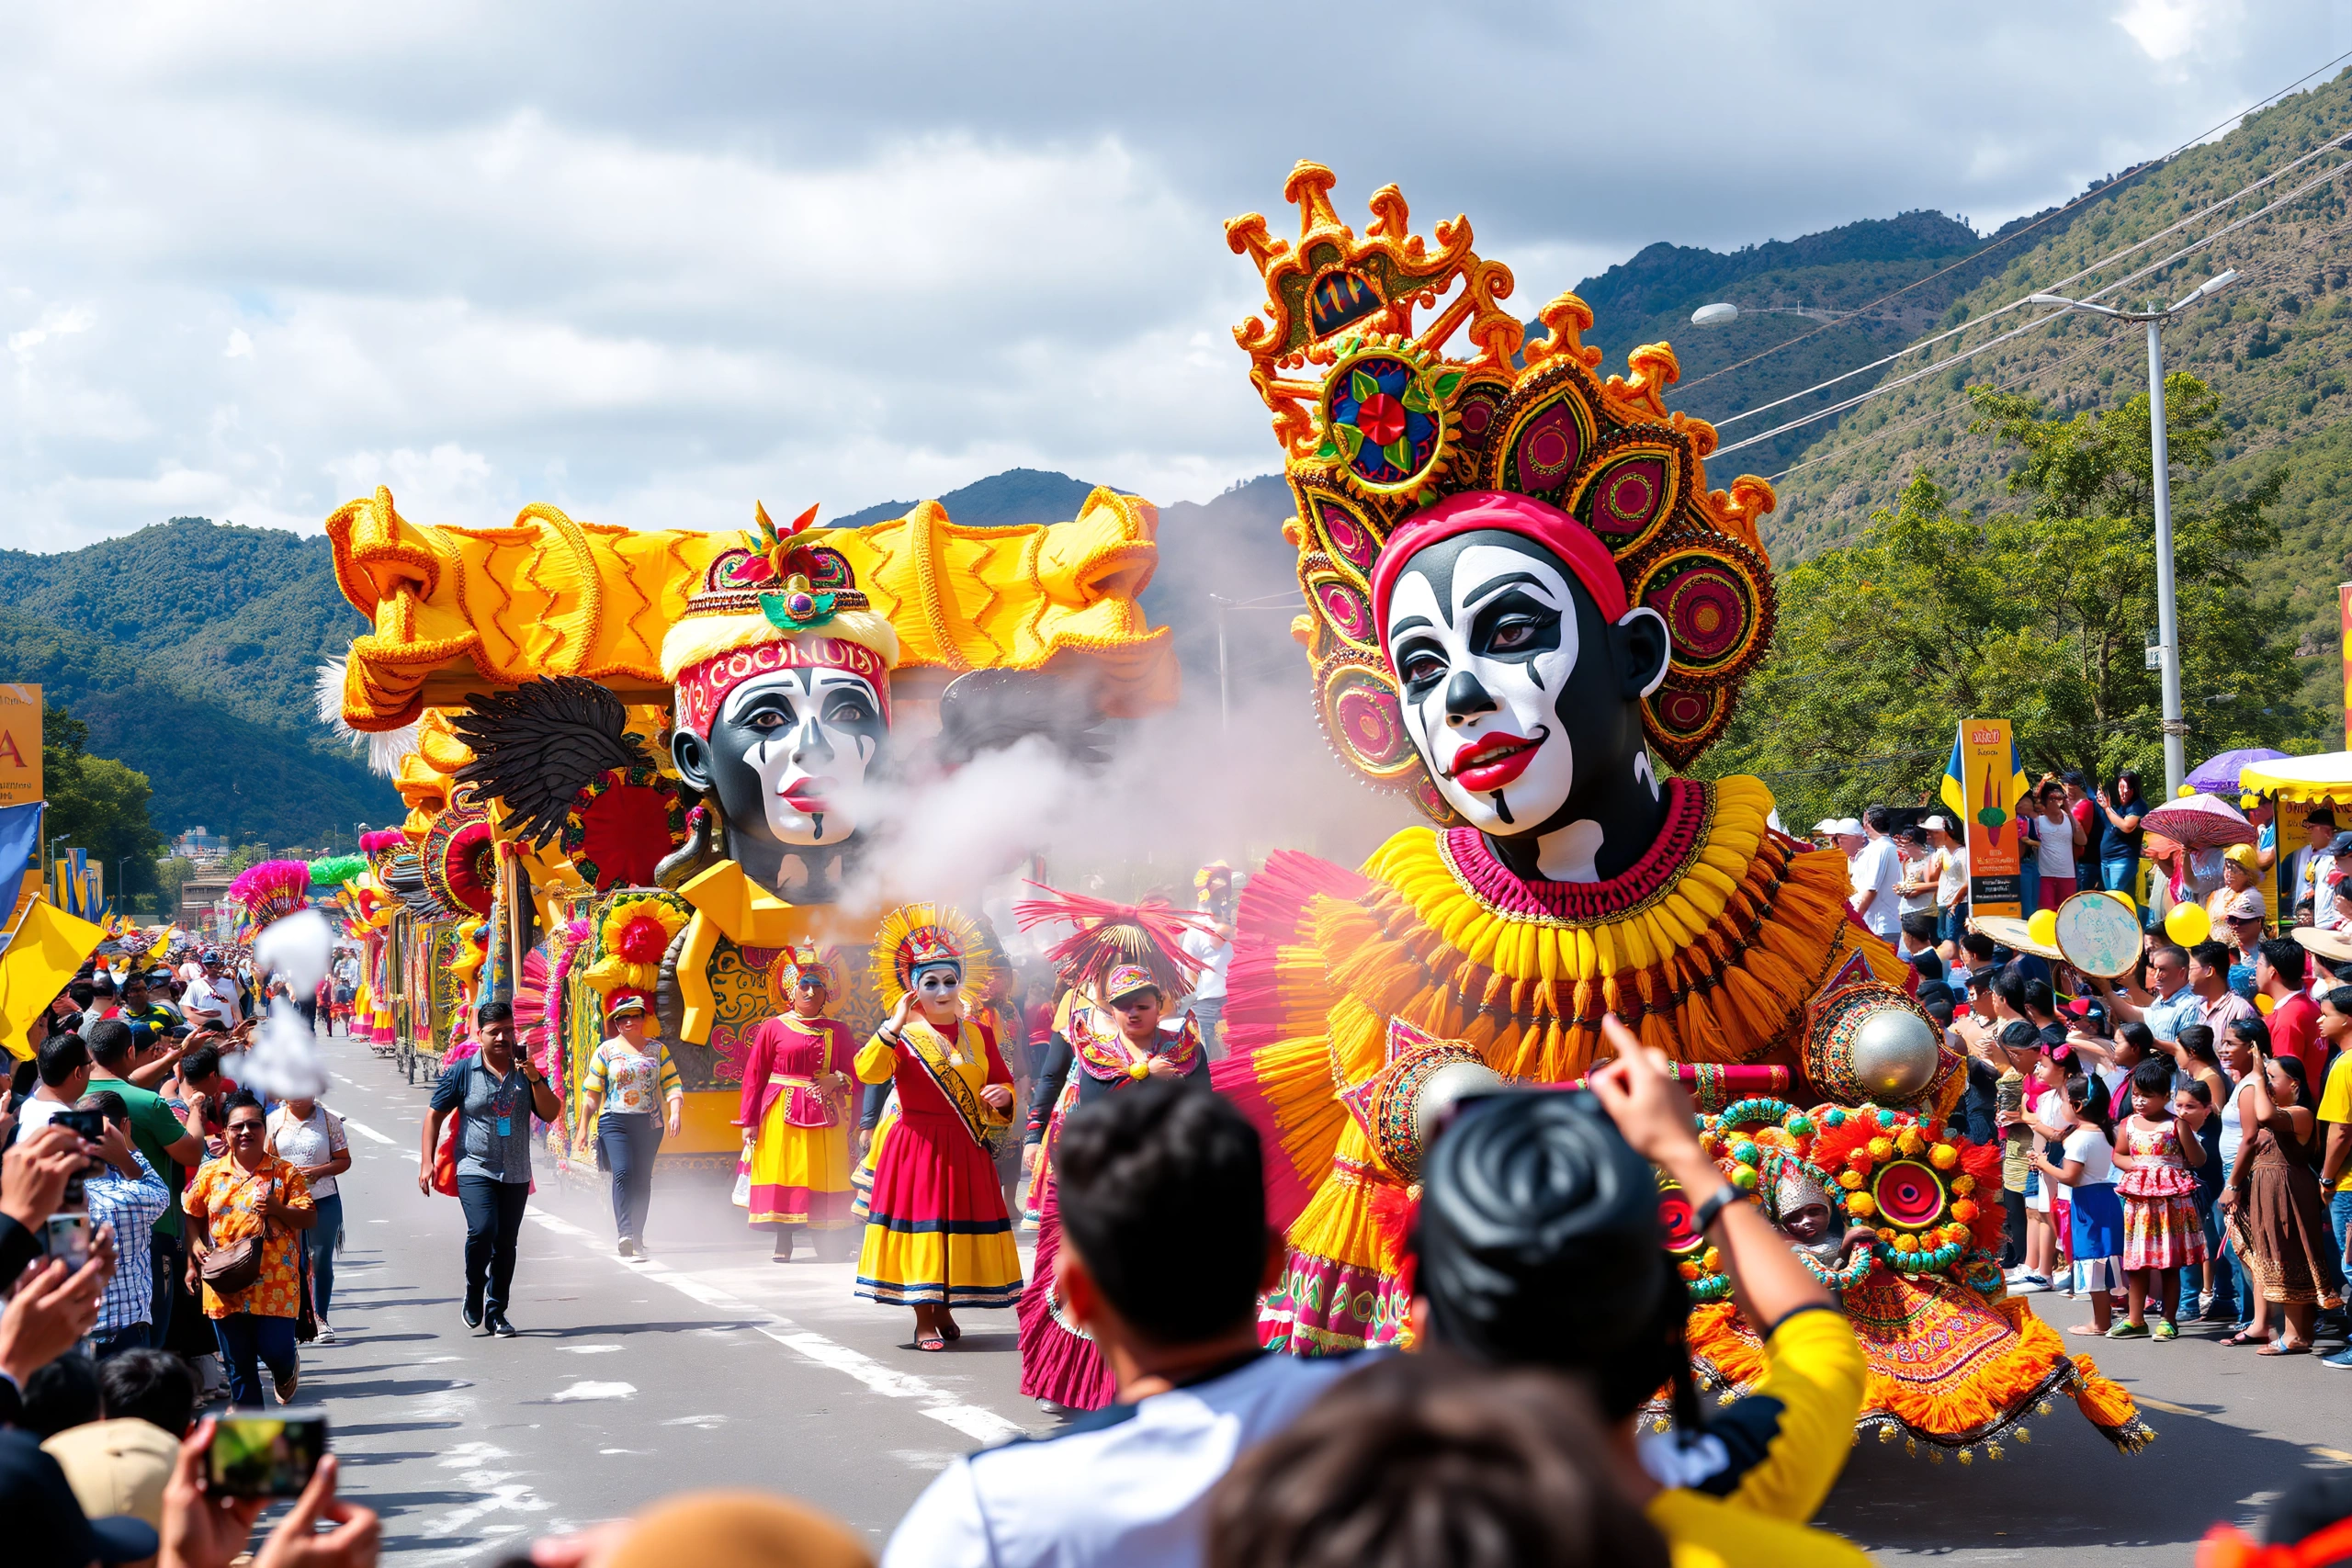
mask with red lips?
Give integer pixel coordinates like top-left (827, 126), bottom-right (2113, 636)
top-left (1383, 529), bottom-right (1673, 884)
top-left (673, 667), bottom-right (888, 852)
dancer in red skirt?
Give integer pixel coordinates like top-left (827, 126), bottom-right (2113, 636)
top-left (1012, 886), bottom-right (1210, 1410)
top-left (854, 904), bottom-right (1023, 1350)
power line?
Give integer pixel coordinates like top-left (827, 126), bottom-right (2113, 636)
top-left (1709, 129), bottom-right (2352, 435)
top-left (1763, 209), bottom-right (2352, 483)
top-left (1713, 150), bottom-right (2352, 458)
top-left (1673, 47), bottom-right (2352, 400)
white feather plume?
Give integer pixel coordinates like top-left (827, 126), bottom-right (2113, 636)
top-left (314, 658), bottom-right (419, 778)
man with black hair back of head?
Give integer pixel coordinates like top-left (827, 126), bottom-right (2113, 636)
top-left (43, 1350), bottom-right (196, 1530)
top-left (423, 1000), bottom-right (560, 1338)
top-left (20, 1034), bottom-right (93, 1137)
top-left (1407, 1015), bottom-right (1869, 1568)
top-left (74, 1091), bottom-right (169, 1360)
top-left (1206, 1353), bottom-right (1669, 1568)
top-left (885, 1080), bottom-right (1357, 1568)
top-left (84, 1020), bottom-right (209, 1360)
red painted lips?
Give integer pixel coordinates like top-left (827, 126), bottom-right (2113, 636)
top-left (782, 779), bottom-right (833, 814)
top-left (1444, 731), bottom-right (1540, 794)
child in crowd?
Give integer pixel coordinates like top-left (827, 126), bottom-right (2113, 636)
top-left (2020, 1046), bottom-right (2075, 1292)
top-left (2112, 1056), bottom-right (2208, 1339)
top-left (1995, 1021), bottom-right (2039, 1283)
top-left (2175, 1080), bottom-right (2225, 1316)
top-left (2031, 1072), bottom-right (2123, 1336)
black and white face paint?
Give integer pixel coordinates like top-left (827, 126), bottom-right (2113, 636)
top-left (718, 668), bottom-right (887, 847)
top-left (1386, 539), bottom-right (1585, 836)
top-left (1383, 529), bottom-right (1672, 883)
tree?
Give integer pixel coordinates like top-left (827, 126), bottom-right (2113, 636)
top-left (153, 855), bottom-right (198, 919)
top-left (41, 702), bottom-right (166, 906)
top-left (224, 841), bottom-right (274, 875)
top-left (1702, 371), bottom-right (2307, 829)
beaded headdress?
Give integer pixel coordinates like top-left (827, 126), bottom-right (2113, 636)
top-left (1012, 883), bottom-right (1207, 1003)
top-left (1229, 163), bottom-right (1779, 819)
top-left (660, 502), bottom-right (900, 739)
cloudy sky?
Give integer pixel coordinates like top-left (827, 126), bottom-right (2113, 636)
top-left (4, 1), bottom-right (2342, 552)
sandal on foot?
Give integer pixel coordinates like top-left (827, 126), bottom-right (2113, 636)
top-left (914, 1331), bottom-right (948, 1352)
top-left (2066, 1324), bottom-right (2107, 1336)
top-left (2220, 1331), bottom-right (2267, 1348)
top-left (2257, 1340), bottom-right (2310, 1357)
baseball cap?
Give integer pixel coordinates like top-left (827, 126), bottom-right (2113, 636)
top-left (1922, 815), bottom-right (1951, 834)
top-left (2062, 997), bottom-right (2109, 1027)
top-left (41, 1417), bottom-right (178, 1530)
top-left (0, 1429), bottom-right (159, 1568)
top-left (2222, 889), bottom-right (2266, 922)
top-left (1829, 818), bottom-right (1865, 837)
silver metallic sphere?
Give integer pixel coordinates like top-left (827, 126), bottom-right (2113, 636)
top-left (1849, 1005), bottom-right (1942, 1100)
top-left (1413, 1059), bottom-right (1509, 1154)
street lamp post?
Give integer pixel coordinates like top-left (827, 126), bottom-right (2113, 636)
top-left (2026, 271), bottom-right (2238, 800)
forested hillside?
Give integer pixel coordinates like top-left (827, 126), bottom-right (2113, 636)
top-left (0, 521), bottom-right (399, 843)
top-left (1755, 71), bottom-right (2352, 723)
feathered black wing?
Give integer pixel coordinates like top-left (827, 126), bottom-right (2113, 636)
top-left (452, 676), bottom-right (650, 847)
top-left (932, 669), bottom-right (1109, 773)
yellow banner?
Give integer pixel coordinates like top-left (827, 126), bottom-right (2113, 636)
top-left (1, 897), bottom-right (106, 1060)
top-left (0, 684), bottom-right (40, 807)
top-left (1955, 718), bottom-right (2026, 919)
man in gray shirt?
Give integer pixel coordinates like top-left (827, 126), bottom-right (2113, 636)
top-left (421, 1001), bottom-right (560, 1337)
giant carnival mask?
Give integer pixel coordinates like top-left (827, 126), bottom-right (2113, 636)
top-left (1227, 164), bottom-right (1779, 873)
top-left (1375, 500), bottom-right (1672, 883)
top-left (662, 504), bottom-right (901, 902)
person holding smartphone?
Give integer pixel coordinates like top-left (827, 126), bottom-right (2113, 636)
top-left (421, 1001), bottom-right (560, 1338)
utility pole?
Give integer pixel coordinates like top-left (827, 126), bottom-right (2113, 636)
top-left (2029, 270), bottom-right (2237, 800)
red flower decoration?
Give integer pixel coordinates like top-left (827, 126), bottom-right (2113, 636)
top-left (616, 915), bottom-right (672, 964)
top-left (1356, 390), bottom-right (1407, 446)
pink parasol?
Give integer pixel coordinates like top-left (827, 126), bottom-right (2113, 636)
top-left (2140, 792), bottom-right (2256, 851)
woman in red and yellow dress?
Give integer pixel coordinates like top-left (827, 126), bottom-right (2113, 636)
top-left (736, 951), bottom-right (858, 1263)
top-left (854, 905), bottom-right (1023, 1351)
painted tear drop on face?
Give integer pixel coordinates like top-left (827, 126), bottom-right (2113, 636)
top-left (722, 667), bottom-right (887, 848)
top-left (1384, 539), bottom-right (1583, 836)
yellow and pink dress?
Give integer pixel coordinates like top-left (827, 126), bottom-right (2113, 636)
top-left (735, 1014), bottom-right (856, 1233)
top-left (854, 1017), bottom-right (1023, 1309)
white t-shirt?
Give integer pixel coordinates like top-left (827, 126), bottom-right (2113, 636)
top-left (1936, 845), bottom-right (1970, 907)
top-left (1850, 837), bottom-right (1903, 939)
top-left (267, 1104), bottom-right (349, 1200)
top-left (2034, 812), bottom-right (2076, 876)
top-left (2062, 1124), bottom-right (2115, 1187)
top-left (182, 976), bottom-right (236, 1026)
top-left (16, 1097), bottom-right (71, 1136)
top-left (885, 1352), bottom-right (1358, 1568)
top-left (2217, 1074), bottom-right (2255, 1166)
top-left (1179, 924), bottom-right (1229, 1003)
top-left (1897, 850), bottom-right (1937, 914)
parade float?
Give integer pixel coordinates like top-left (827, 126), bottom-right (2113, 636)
top-left (317, 487), bottom-right (1178, 1172)
top-left (1207, 163), bottom-right (2147, 1458)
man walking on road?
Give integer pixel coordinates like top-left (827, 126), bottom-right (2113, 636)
top-left (421, 1001), bottom-right (560, 1338)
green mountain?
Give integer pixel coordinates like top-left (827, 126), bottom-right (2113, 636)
top-left (0, 520), bottom-right (401, 847)
top-left (1756, 70), bottom-right (2352, 728)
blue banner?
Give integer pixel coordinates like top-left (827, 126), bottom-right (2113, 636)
top-left (0, 802), bottom-right (45, 929)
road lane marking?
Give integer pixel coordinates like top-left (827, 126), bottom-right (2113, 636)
top-left (339, 1116), bottom-right (396, 1145)
top-left (526, 1207), bottom-right (1022, 1444)
top-left (548, 1381), bottom-right (637, 1402)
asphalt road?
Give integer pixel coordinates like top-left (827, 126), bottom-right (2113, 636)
top-left (273, 1030), bottom-right (2346, 1565)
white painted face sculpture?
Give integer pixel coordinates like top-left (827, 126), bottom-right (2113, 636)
top-left (718, 667), bottom-right (887, 848)
top-left (1382, 532), bottom-right (1672, 882)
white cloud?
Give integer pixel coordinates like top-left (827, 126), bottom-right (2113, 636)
top-left (0, 2), bottom-right (2335, 550)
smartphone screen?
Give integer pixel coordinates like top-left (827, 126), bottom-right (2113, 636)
top-left (43, 1213), bottom-right (90, 1270)
top-left (51, 1107), bottom-right (107, 1208)
top-left (208, 1413), bottom-right (329, 1498)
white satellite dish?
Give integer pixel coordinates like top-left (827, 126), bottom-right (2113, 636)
top-left (1690, 302), bottom-right (1738, 326)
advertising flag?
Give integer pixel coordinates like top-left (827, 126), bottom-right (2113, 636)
top-left (1948, 719), bottom-right (2030, 919)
